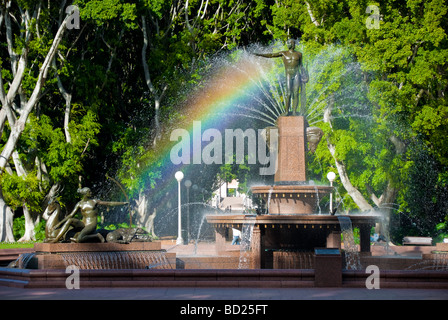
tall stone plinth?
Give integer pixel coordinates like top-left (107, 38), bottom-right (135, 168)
top-left (252, 116), bottom-right (332, 215)
top-left (274, 116), bottom-right (307, 184)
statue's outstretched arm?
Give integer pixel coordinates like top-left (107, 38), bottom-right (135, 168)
top-left (254, 52), bottom-right (283, 58)
top-left (97, 200), bottom-right (129, 206)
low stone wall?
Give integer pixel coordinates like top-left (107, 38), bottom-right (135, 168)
top-left (176, 256), bottom-right (240, 269)
top-left (0, 268), bottom-right (315, 288)
top-left (1, 243), bottom-right (448, 289)
top-left (1, 267), bottom-right (448, 289)
top-left (342, 270), bottom-right (448, 289)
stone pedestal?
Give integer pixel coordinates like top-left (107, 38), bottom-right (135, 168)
top-left (207, 215), bottom-right (378, 269)
top-left (214, 226), bottom-right (227, 255)
top-left (252, 115), bottom-right (333, 215)
top-left (326, 231), bottom-right (341, 249)
top-left (274, 116), bottom-right (307, 183)
top-left (250, 225), bottom-right (262, 269)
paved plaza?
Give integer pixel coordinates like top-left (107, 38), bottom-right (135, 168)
top-left (1, 286), bottom-right (447, 300)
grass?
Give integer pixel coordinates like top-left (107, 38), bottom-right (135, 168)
top-left (0, 242), bottom-right (38, 249)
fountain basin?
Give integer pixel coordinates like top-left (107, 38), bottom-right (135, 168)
top-left (252, 185), bottom-right (333, 214)
top-left (22, 242), bottom-right (175, 270)
top-left (207, 214), bottom-right (381, 268)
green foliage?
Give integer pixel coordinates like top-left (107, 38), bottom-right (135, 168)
top-left (1, 173), bottom-right (44, 212)
top-left (13, 216), bottom-right (26, 241)
top-left (20, 111), bottom-right (100, 183)
top-left (77, 0), bottom-right (138, 29)
top-left (435, 219), bottom-right (448, 243)
top-left (12, 214), bottom-right (45, 242)
top-left (217, 156), bottom-right (252, 195)
top-left (34, 219), bottom-right (47, 242)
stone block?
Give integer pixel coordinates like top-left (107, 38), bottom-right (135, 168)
top-left (314, 248), bottom-right (342, 287)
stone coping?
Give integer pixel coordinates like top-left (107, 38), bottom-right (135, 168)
top-left (206, 214), bottom-right (380, 226)
top-left (251, 185), bottom-right (333, 194)
top-left (34, 242), bottom-right (162, 253)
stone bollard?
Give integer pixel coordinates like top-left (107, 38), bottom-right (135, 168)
top-left (314, 248), bottom-right (342, 287)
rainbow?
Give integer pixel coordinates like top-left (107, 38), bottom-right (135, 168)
top-left (136, 54), bottom-right (276, 208)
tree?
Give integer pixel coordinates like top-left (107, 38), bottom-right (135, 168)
top-left (0, 1), bottom-right (81, 241)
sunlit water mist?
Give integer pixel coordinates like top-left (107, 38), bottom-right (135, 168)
top-left (406, 252), bottom-right (448, 271)
top-left (238, 217), bottom-right (256, 269)
top-left (206, 42), bottom-right (372, 128)
top-left (154, 203), bottom-right (223, 245)
top-left (338, 216), bottom-right (362, 270)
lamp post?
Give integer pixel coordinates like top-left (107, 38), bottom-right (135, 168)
top-left (327, 171), bottom-right (336, 214)
top-left (175, 171), bottom-right (184, 245)
top-left (184, 179), bottom-right (192, 242)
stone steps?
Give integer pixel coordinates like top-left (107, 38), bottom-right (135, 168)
top-left (2, 267), bottom-right (448, 289)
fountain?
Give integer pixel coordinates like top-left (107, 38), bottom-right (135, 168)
top-left (206, 113), bottom-right (379, 269)
top-left (206, 40), bottom-right (380, 269)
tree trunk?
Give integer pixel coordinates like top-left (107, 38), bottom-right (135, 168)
top-left (0, 7), bottom-right (74, 242)
top-left (141, 15), bottom-right (166, 146)
top-left (134, 191), bottom-right (148, 226)
top-left (53, 58), bottom-right (73, 143)
top-left (0, 189), bottom-right (14, 242)
top-left (134, 191), bottom-right (157, 236)
top-left (18, 204), bottom-right (36, 242)
top-left (323, 103), bottom-right (400, 244)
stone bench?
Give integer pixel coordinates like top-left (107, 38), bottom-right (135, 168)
top-left (403, 236), bottom-right (433, 246)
